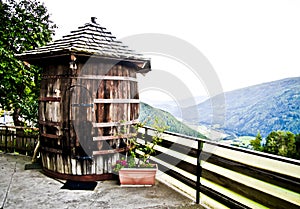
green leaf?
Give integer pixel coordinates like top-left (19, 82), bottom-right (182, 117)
top-left (0, 0), bottom-right (55, 126)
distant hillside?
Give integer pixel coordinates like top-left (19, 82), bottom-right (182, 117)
top-left (184, 77), bottom-right (300, 137)
top-left (139, 102), bottom-right (205, 138)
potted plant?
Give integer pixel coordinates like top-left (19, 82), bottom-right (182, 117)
top-left (113, 118), bottom-right (168, 186)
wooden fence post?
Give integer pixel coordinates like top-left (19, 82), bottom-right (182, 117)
top-left (196, 139), bottom-right (203, 204)
top-left (5, 126), bottom-right (8, 153)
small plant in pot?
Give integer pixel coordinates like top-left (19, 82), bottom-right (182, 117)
top-left (113, 117), bottom-right (168, 186)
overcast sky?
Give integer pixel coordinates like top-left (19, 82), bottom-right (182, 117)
top-left (41, 0), bottom-right (300, 100)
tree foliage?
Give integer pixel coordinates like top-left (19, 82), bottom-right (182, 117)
top-left (251, 130), bottom-right (299, 159)
top-left (0, 0), bottom-right (56, 126)
top-left (265, 131), bottom-right (296, 157)
top-left (250, 131), bottom-right (263, 151)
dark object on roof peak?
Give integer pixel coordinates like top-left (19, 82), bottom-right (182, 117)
top-left (91, 17), bottom-right (97, 24)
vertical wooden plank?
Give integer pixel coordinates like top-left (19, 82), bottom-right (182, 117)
top-left (108, 155), bottom-right (112, 173)
top-left (96, 155), bottom-right (104, 175)
top-left (91, 157), bottom-right (96, 174)
top-left (76, 160), bottom-right (82, 175)
top-left (41, 153), bottom-right (46, 169)
top-left (57, 154), bottom-right (62, 174)
top-left (65, 155), bottom-right (71, 174)
top-left (104, 157), bottom-right (108, 173)
top-left (71, 158), bottom-right (77, 175)
top-left (46, 153), bottom-right (50, 170)
top-left (54, 154), bottom-right (58, 172)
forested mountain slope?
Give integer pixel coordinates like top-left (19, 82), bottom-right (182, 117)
top-left (139, 102), bottom-right (205, 138)
top-left (184, 77), bottom-right (300, 137)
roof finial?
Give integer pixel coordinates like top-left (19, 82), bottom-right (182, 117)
top-left (91, 17), bottom-right (97, 24)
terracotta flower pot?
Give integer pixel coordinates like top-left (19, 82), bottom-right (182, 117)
top-left (118, 165), bottom-right (157, 186)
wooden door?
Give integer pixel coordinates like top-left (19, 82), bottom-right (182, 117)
top-left (69, 85), bottom-right (96, 157)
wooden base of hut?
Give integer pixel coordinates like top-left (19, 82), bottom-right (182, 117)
top-left (42, 168), bottom-right (117, 182)
top-left (41, 152), bottom-right (124, 181)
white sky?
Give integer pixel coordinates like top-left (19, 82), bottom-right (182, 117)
top-left (41, 0), bottom-right (300, 97)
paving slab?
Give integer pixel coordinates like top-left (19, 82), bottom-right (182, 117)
top-left (0, 153), bottom-right (205, 209)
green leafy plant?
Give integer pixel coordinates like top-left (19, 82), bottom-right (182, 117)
top-left (0, 0), bottom-right (56, 126)
top-left (250, 131), bottom-right (263, 151)
top-left (112, 157), bottom-right (128, 172)
top-left (113, 117), bottom-right (168, 172)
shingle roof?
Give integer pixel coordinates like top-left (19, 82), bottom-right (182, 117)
top-left (17, 18), bottom-right (150, 69)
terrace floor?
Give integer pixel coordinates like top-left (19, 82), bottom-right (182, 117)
top-left (0, 153), bottom-right (204, 209)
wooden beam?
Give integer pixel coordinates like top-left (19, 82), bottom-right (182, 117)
top-left (39, 120), bottom-right (62, 126)
top-left (93, 99), bottom-right (139, 104)
top-left (93, 133), bottom-right (135, 141)
top-left (41, 147), bottom-right (63, 154)
top-left (202, 169), bottom-right (299, 209)
top-left (92, 147), bottom-right (129, 155)
top-left (93, 119), bottom-right (138, 128)
top-left (78, 75), bottom-right (137, 82)
top-left (41, 133), bottom-right (60, 139)
top-left (202, 151), bottom-right (300, 194)
top-left (39, 97), bottom-right (61, 102)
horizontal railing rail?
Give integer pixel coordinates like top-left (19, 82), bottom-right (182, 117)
top-left (139, 126), bottom-right (300, 209)
top-left (0, 125), bottom-right (39, 156)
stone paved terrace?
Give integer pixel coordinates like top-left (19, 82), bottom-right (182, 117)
top-left (0, 153), bottom-right (205, 209)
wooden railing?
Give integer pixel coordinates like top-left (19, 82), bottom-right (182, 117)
top-left (138, 126), bottom-right (300, 209)
top-left (0, 126), bottom-right (39, 156)
top-left (1, 125), bottom-right (299, 208)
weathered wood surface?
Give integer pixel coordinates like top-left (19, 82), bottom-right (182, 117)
top-left (17, 19), bottom-right (150, 181)
top-left (38, 58), bottom-right (140, 180)
top-left (0, 126), bottom-right (38, 156)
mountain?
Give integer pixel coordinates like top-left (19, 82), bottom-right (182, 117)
top-left (141, 95), bottom-right (208, 118)
top-left (183, 77), bottom-right (300, 138)
top-left (139, 102), bottom-right (206, 138)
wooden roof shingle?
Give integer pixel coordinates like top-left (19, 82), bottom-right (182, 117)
top-left (17, 18), bottom-right (150, 69)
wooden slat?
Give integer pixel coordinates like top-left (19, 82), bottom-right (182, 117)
top-left (39, 120), bottom-right (62, 126)
top-left (93, 99), bottom-right (139, 104)
top-left (42, 75), bottom-right (69, 79)
top-left (202, 168), bottom-right (300, 209)
top-left (202, 143), bottom-right (300, 179)
top-left (137, 138), bottom-right (196, 166)
top-left (0, 125), bottom-right (38, 131)
top-left (92, 147), bottom-right (129, 155)
top-left (201, 151), bottom-right (300, 194)
top-left (93, 119), bottom-right (138, 128)
top-left (153, 160), bottom-right (196, 190)
top-left (144, 133), bottom-right (198, 158)
top-left (141, 128), bottom-right (199, 150)
top-left (199, 184), bottom-right (251, 209)
top-left (71, 103), bottom-right (93, 107)
top-left (153, 150), bottom-right (197, 175)
top-left (39, 97), bottom-right (61, 102)
top-left (41, 147), bottom-right (63, 154)
top-left (93, 133), bottom-right (135, 141)
top-left (78, 75), bottom-right (137, 82)
top-left (41, 133), bottom-right (60, 139)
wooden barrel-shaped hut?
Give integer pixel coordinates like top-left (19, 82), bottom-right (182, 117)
top-left (17, 18), bottom-right (151, 181)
